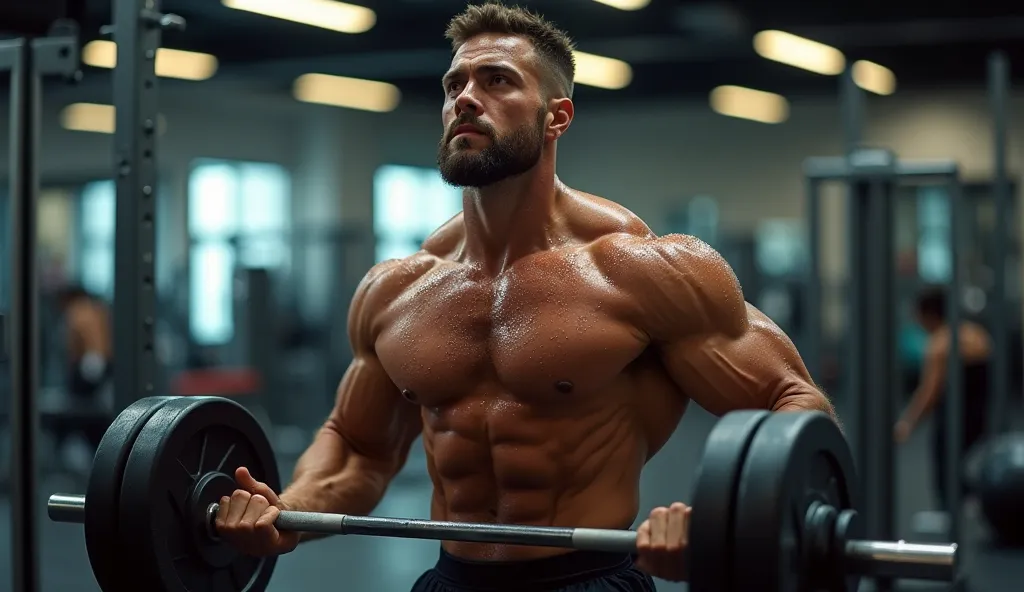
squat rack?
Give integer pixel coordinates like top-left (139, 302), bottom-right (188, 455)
top-left (804, 53), bottom-right (1015, 561)
top-left (4, 1), bottom-right (182, 590)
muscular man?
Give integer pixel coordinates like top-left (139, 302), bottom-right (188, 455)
top-left (217, 4), bottom-right (835, 590)
top-left (895, 287), bottom-right (991, 513)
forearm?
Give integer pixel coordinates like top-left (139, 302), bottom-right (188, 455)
top-left (280, 427), bottom-right (391, 542)
top-left (772, 383), bottom-right (842, 428)
top-left (899, 389), bottom-right (939, 426)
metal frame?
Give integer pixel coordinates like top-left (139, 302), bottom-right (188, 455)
top-left (0, 22), bottom-right (80, 592)
top-left (987, 52), bottom-right (1011, 433)
top-left (112, 0), bottom-right (164, 411)
top-left (805, 150), bottom-right (965, 548)
top-left (3, 0), bottom-right (183, 587)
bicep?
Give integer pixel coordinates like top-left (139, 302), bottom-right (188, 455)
top-left (326, 352), bottom-right (423, 471)
top-left (325, 259), bottom-right (423, 468)
top-left (660, 304), bottom-right (814, 416)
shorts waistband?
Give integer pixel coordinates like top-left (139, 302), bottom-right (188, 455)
top-left (432, 548), bottom-right (635, 590)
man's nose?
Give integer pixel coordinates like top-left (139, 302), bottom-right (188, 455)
top-left (454, 84), bottom-right (482, 117)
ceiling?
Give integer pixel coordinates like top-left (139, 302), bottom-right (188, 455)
top-left (31, 1), bottom-right (1024, 105)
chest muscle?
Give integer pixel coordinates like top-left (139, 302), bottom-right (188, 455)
top-left (374, 261), bottom-right (644, 408)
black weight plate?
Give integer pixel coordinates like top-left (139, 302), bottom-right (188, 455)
top-left (84, 396), bottom-right (175, 592)
top-left (688, 410), bottom-right (772, 592)
top-left (119, 396), bottom-right (282, 592)
top-left (732, 412), bottom-right (859, 592)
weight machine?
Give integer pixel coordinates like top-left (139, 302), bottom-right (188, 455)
top-left (2, 1), bottom-right (183, 590)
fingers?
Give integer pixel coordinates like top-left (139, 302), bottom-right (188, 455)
top-left (242, 494), bottom-right (271, 528)
top-left (666, 503), bottom-right (688, 551)
top-left (635, 518), bottom-right (651, 548)
top-left (226, 489), bottom-right (251, 525)
top-left (235, 466), bottom-right (281, 505)
top-left (256, 505), bottom-right (283, 545)
top-left (648, 507), bottom-right (669, 549)
top-left (635, 503), bottom-right (691, 583)
top-left (214, 470), bottom-right (288, 557)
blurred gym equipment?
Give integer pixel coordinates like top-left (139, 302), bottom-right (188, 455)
top-left (805, 147), bottom-right (967, 552)
top-left (973, 433), bottom-right (1024, 545)
top-left (2, 13), bottom-right (83, 592)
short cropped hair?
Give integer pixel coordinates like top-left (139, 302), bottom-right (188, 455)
top-left (916, 286), bottom-right (946, 320)
top-left (445, 2), bottom-right (576, 99)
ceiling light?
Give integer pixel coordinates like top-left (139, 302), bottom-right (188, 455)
top-left (83, 40), bottom-right (218, 81)
top-left (293, 74), bottom-right (401, 112)
top-left (753, 30), bottom-right (845, 76)
top-left (573, 51), bottom-right (633, 90)
top-left (591, 0), bottom-right (651, 10)
top-left (852, 60), bottom-right (896, 96)
top-left (222, 0), bottom-right (376, 34)
top-left (709, 85), bottom-right (789, 124)
top-left (60, 103), bottom-right (168, 134)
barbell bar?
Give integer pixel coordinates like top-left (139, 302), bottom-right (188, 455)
top-left (49, 492), bottom-right (956, 582)
top-left (47, 396), bottom-right (961, 592)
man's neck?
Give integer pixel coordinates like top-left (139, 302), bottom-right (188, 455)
top-left (461, 166), bottom-right (562, 275)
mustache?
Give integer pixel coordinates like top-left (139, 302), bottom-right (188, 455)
top-left (446, 117), bottom-right (493, 142)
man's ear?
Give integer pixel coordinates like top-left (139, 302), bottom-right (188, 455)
top-left (546, 97), bottom-right (574, 141)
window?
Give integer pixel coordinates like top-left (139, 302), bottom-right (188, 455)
top-left (755, 219), bottom-right (806, 277)
top-left (189, 160), bottom-right (291, 345)
top-left (78, 181), bottom-right (116, 299)
top-left (917, 186), bottom-right (951, 283)
top-left (373, 165), bottom-right (462, 262)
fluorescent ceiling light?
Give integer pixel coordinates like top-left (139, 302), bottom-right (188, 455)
top-left (60, 103), bottom-right (168, 134)
top-left (591, 0), bottom-right (651, 10)
top-left (853, 60), bottom-right (896, 96)
top-left (753, 30), bottom-right (845, 76)
top-left (293, 73), bottom-right (401, 112)
top-left (222, 0), bottom-right (376, 34)
top-left (573, 51), bottom-right (632, 90)
top-left (709, 85), bottom-right (789, 124)
top-left (83, 40), bottom-right (218, 81)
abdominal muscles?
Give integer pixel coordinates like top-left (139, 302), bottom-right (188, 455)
top-left (422, 393), bottom-right (645, 561)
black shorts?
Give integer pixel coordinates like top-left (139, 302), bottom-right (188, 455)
top-left (410, 548), bottom-right (656, 592)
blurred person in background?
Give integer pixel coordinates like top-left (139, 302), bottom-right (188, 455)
top-left (895, 287), bottom-right (991, 514)
top-left (53, 283), bottom-right (114, 472)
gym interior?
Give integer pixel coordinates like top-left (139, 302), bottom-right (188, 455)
top-left (1, 1), bottom-right (1024, 591)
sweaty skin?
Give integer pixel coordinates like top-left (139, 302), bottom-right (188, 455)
top-left (266, 29), bottom-right (834, 566)
top-left (281, 189), bottom-right (833, 563)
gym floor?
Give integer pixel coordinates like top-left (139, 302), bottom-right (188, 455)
top-left (0, 404), bottom-right (1021, 591)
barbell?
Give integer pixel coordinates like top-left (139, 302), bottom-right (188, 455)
top-left (48, 396), bottom-right (958, 592)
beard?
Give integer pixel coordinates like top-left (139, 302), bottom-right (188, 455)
top-left (437, 109), bottom-right (547, 188)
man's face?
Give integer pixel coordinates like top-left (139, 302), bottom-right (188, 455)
top-left (438, 34), bottom-right (550, 188)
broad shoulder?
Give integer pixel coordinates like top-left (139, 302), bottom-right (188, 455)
top-left (589, 232), bottom-right (746, 339)
top-left (350, 252), bottom-right (445, 328)
top-left (590, 231), bottom-right (733, 286)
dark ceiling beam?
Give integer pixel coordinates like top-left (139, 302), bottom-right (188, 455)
top-left (211, 34), bottom-right (752, 84)
top-left (580, 35), bottom-right (749, 64)
top-left (788, 17), bottom-right (1024, 48)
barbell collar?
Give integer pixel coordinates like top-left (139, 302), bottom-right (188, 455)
top-left (48, 493), bottom-right (86, 524)
top-left (844, 540), bottom-right (958, 581)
